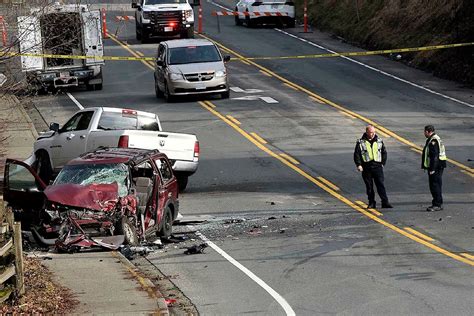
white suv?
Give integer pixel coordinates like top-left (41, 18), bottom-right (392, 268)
top-left (235, 0), bottom-right (295, 28)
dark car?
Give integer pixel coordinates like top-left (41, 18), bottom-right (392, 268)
top-left (3, 148), bottom-right (179, 252)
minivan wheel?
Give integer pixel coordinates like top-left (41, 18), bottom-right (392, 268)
top-left (158, 206), bottom-right (173, 239)
top-left (221, 90), bottom-right (230, 99)
top-left (164, 82), bottom-right (175, 102)
top-left (235, 9), bottom-right (242, 26)
top-left (155, 79), bottom-right (162, 98)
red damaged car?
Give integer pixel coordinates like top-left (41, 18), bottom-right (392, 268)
top-left (3, 148), bottom-right (179, 251)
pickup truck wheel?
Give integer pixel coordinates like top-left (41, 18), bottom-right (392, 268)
top-left (34, 151), bottom-right (53, 184)
top-left (141, 30), bottom-right (149, 44)
top-left (245, 12), bottom-right (254, 28)
top-left (181, 27), bottom-right (194, 39)
top-left (116, 217), bottom-right (139, 246)
top-left (158, 206), bottom-right (173, 239)
top-left (136, 22), bottom-right (142, 40)
top-left (287, 18), bottom-right (295, 28)
top-left (176, 175), bottom-right (189, 192)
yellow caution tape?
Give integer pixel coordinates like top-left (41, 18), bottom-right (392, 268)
top-left (5, 41), bottom-right (474, 62)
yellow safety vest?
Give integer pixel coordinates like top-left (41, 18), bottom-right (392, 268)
top-left (423, 134), bottom-right (447, 168)
top-left (359, 139), bottom-right (383, 163)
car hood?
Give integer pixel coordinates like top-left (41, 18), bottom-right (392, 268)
top-left (45, 183), bottom-right (119, 211)
top-left (169, 61), bottom-right (225, 74)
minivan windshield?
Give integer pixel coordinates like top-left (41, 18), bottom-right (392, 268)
top-left (145, 0), bottom-right (187, 4)
top-left (54, 163), bottom-right (130, 197)
top-left (169, 45), bottom-right (222, 65)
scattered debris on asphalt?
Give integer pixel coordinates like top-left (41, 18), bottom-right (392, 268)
top-left (184, 243), bottom-right (208, 255)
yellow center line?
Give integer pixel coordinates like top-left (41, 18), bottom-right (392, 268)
top-left (226, 115), bottom-right (241, 125)
top-left (410, 147), bottom-right (423, 154)
top-left (338, 110), bottom-right (356, 119)
top-left (460, 170), bottom-right (474, 178)
top-left (199, 99), bottom-right (473, 266)
top-left (460, 253), bottom-right (474, 261)
top-left (280, 153), bottom-right (300, 165)
top-left (317, 176), bottom-right (340, 191)
top-left (204, 100), bottom-right (216, 108)
top-left (377, 129), bottom-right (391, 138)
top-left (310, 96), bottom-right (326, 104)
top-left (283, 82), bottom-right (299, 91)
top-left (240, 59), bottom-right (251, 65)
top-left (250, 132), bottom-right (268, 144)
top-left (136, 51), bottom-right (144, 57)
top-left (259, 70), bottom-right (272, 77)
top-left (355, 200), bottom-right (382, 216)
top-left (404, 227), bottom-right (434, 242)
top-left (196, 33), bottom-right (474, 176)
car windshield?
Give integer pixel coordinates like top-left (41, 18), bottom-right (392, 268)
top-left (54, 163), bottom-right (129, 197)
top-left (97, 112), bottom-right (160, 131)
top-left (169, 45), bottom-right (222, 65)
top-left (145, 0), bottom-right (187, 4)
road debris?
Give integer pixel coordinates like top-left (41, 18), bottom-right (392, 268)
top-left (184, 243), bottom-right (208, 255)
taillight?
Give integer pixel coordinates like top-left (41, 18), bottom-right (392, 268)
top-left (194, 141), bottom-right (200, 158)
top-left (118, 135), bottom-right (129, 148)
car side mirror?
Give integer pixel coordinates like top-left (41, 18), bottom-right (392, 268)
top-left (49, 122), bottom-right (60, 133)
top-left (190, 0), bottom-right (200, 7)
top-left (131, 1), bottom-right (139, 8)
top-left (223, 55), bottom-right (231, 62)
top-left (156, 59), bottom-right (164, 67)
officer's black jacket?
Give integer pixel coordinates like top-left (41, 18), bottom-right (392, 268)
top-left (421, 134), bottom-right (447, 171)
top-left (354, 133), bottom-right (387, 167)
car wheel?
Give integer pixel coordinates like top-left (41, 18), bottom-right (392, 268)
top-left (287, 18), bottom-right (295, 28)
top-left (164, 82), bottom-right (175, 102)
top-left (141, 30), bottom-right (149, 44)
top-left (245, 11), bottom-right (254, 28)
top-left (235, 9), bottom-right (242, 26)
top-left (155, 79), bottom-right (163, 98)
top-left (221, 90), bottom-right (230, 99)
top-left (34, 150), bottom-right (53, 184)
top-left (136, 23), bottom-right (142, 40)
top-left (158, 206), bottom-right (173, 239)
top-left (116, 217), bottom-right (139, 246)
top-left (181, 26), bottom-right (194, 39)
top-left (176, 174), bottom-right (189, 192)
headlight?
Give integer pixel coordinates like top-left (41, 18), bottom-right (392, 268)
top-left (183, 9), bottom-right (193, 20)
top-left (169, 73), bottom-right (184, 81)
top-left (215, 70), bottom-right (226, 78)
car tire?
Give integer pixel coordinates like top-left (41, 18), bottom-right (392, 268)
top-left (141, 30), bottom-right (149, 44)
top-left (176, 174), bottom-right (189, 192)
top-left (164, 82), bottom-right (175, 102)
top-left (155, 79), bottom-right (163, 98)
top-left (158, 206), bottom-right (173, 239)
top-left (235, 9), bottom-right (242, 26)
top-left (245, 11), bottom-right (254, 28)
top-left (181, 26), bottom-right (194, 39)
top-left (136, 22), bottom-right (142, 40)
top-left (34, 150), bottom-right (53, 184)
top-left (116, 217), bottom-right (139, 245)
top-left (221, 90), bottom-right (230, 99)
top-left (287, 18), bottom-right (295, 28)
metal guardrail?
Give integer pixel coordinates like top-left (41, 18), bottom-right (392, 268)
top-left (0, 198), bottom-right (24, 303)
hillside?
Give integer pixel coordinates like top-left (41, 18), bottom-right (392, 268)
top-left (295, 0), bottom-right (474, 86)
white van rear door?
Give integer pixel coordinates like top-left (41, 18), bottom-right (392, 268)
top-left (17, 16), bottom-right (44, 71)
top-left (81, 10), bottom-right (104, 66)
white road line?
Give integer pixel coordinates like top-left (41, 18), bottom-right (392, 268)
top-left (67, 92), bottom-right (84, 110)
top-left (260, 96), bottom-right (279, 103)
top-left (274, 29), bottom-right (474, 108)
top-left (230, 86), bottom-right (245, 92)
top-left (195, 231), bottom-right (296, 316)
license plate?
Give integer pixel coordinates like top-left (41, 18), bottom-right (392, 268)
top-left (60, 72), bottom-right (69, 77)
top-left (195, 84), bottom-right (206, 90)
top-left (164, 26), bottom-right (173, 32)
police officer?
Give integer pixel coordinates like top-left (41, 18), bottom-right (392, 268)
top-left (354, 125), bottom-right (393, 209)
top-left (422, 125), bottom-right (447, 211)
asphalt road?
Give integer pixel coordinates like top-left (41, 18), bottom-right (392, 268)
top-left (32, 0), bottom-right (474, 314)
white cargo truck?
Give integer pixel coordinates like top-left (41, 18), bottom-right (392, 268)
top-left (18, 4), bottom-right (104, 91)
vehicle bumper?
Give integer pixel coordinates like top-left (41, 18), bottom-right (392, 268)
top-left (30, 68), bottom-right (102, 88)
top-left (171, 160), bottom-right (198, 174)
top-left (143, 22), bottom-right (194, 36)
top-left (169, 77), bottom-right (228, 96)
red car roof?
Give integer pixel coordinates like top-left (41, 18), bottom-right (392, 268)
top-left (67, 148), bottom-right (160, 165)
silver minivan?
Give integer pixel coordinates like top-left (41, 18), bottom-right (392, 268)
top-left (154, 39), bottom-right (231, 102)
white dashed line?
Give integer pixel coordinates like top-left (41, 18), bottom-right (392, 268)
top-left (67, 92), bottom-right (84, 110)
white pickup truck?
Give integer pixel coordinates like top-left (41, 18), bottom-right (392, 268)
top-left (30, 107), bottom-right (199, 191)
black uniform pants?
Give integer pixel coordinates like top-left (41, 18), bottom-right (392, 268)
top-left (362, 165), bottom-right (389, 205)
top-left (428, 169), bottom-right (444, 207)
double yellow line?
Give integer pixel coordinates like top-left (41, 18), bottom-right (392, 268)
top-left (108, 32), bottom-right (474, 267)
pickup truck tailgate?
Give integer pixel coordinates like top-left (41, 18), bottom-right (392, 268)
top-left (128, 130), bottom-right (197, 162)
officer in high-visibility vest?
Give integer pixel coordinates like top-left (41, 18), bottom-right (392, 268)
top-left (354, 125), bottom-right (393, 209)
top-left (422, 125), bottom-right (447, 212)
